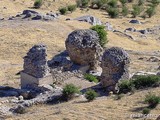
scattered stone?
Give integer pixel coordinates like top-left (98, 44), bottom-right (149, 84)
top-left (137, 29), bottom-right (148, 34)
top-left (124, 27), bottom-right (136, 32)
top-left (18, 96), bottom-right (24, 101)
top-left (157, 72), bottom-right (160, 76)
top-left (105, 22), bottom-right (113, 31)
top-left (14, 105), bottom-right (26, 114)
top-left (129, 19), bottom-right (141, 24)
top-left (101, 47), bottom-right (130, 92)
top-left (75, 15), bottom-right (102, 25)
top-left (65, 29), bottom-right (103, 70)
top-left (147, 56), bottom-right (160, 62)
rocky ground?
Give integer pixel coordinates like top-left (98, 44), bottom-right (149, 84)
top-left (0, 0), bottom-right (160, 120)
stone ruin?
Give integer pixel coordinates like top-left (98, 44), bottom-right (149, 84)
top-left (100, 47), bottom-right (130, 91)
top-left (21, 44), bottom-right (52, 88)
top-left (65, 29), bottom-right (103, 70)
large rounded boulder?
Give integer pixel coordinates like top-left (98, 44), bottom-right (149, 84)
top-left (65, 29), bottom-right (103, 70)
top-left (100, 47), bottom-right (130, 91)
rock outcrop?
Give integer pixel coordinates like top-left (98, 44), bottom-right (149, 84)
top-left (65, 29), bottom-right (103, 70)
top-left (75, 15), bottom-right (102, 25)
top-left (23, 44), bottom-right (50, 78)
top-left (100, 47), bottom-right (130, 91)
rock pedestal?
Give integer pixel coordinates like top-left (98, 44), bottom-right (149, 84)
top-left (65, 29), bottom-right (103, 70)
top-left (100, 47), bottom-right (130, 91)
top-left (21, 44), bottom-right (52, 88)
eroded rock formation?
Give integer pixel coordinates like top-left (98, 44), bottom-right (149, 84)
top-left (100, 47), bottom-right (130, 91)
top-left (65, 29), bottom-right (103, 70)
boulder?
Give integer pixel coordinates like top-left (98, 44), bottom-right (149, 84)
top-left (75, 15), bottom-right (102, 25)
top-left (65, 29), bottom-right (103, 70)
top-left (100, 47), bottom-right (130, 91)
top-left (129, 19), bottom-right (141, 24)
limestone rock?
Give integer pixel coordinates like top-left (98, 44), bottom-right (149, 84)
top-left (65, 29), bottom-right (103, 70)
top-left (101, 47), bottom-right (130, 90)
top-left (75, 15), bottom-right (102, 25)
top-left (23, 44), bottom-right (50, 78)
top-left (129, 19), bottom-right (141, 24)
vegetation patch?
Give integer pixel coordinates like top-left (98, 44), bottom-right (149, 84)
top-left (84, 74), bottom-right (99, 83)
top-left (34, 0), bottom-right (43, 9)
top-left (85, 89), bottom-right (98, 101)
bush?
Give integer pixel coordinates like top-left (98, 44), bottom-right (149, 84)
top-left (131, 5), bottom-right (142, 18)
top-left (91, 25), bottom-right (108, 47)
top-left (84, 74), bottom-right (99, 83)
top-left (34, 0), bottom-right (43, 8)
top-left (118, 80), bottom-right (134, 94)
top-left (138, 0), bottom-right (145, 6)
top-left (62, 84), bottom-right (80, 101)
top-left (142, 108), bottom-right (151, 115)
top-left (146, 6), bottom-right (156, 18)
top-left (91, 0), bottom-right (108, 9)
top-left (120, 0), bottom-right (128, 6)
top-left (107, 0), bottom-right (118, 7)
top-left (67, 5), bottom-right (77, 13)
top-left (85, 89), bottom-right (98, 101)
top-left (121, 6), bottom-right (129, 17)
top-left (145, 93), bottom-right (160, 108)
top-left (107, 7), bottom-right (119, 18)
top-left (59, 7), bottom-right (68, 15)
top-left (150, 0), bottom-right (160, 6)
top-left (76, 0), bottom-right (89, 8)
top-left (132, 75), bottom-right (160, 89)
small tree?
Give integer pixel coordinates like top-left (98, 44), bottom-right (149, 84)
top-left (138, 0), bottom-right (145, 6)
top-left (150, 0), bottom-right (160, 6)
top-left (62, 84), bottom-right (80, 101)
top-left (34, 0), bottom-right (43, 9)
top-left (120, 0), bottom-right (128, 6)
top-left (85, 89), bottom-right (98, 101)
top-left (76, 0), bottom-right (89, 8)
top-left (131, 5), bottom-right (142, 18)
top-left (107, 0), bottom-right (118, 7)
top-left (68, 5), bottom-right (77, 13)
top-left (107, 7), bottom-right (119, 18)
top-left (146, 6), bottom-right (156, 18)
top-left (145, 93), bottom-right (160, 108)
top-left (122, 6), bottom-right (129, 17)
top-left (59, 7), bottom-right (68, 15)
top-left (118, 80), bottom-right (134, 94)
top-left (91, 25), bottom-right (108, 47)
top-left (142, 108), bottom-right (150, 115)
top-left (91, 0), bottom-right (108, 9)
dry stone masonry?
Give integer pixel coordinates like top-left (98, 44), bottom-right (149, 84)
top-left (101, 47), bottom-right (130, 91)
top-left (65, 29), bottom-right (103, 70)
top-left (21, 44), bottom-right (52, 88)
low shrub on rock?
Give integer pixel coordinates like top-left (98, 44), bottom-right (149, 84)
top-left (59, 7), bottom-right (68, 15)
top-left (34, 0), bottom-right (43, 9)
top-left (145, 93), bottom-right (160, 108)
top-left (84, 74), bottom-right (99, 83)
top-left (91, 25), bottom-right (108, 47)
top-left (85, 89), bottom-right (98, 101)
top-left (62, 84), bottom-right (80, 101)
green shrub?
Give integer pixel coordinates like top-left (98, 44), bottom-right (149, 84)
top-left (59, 7), bottom-right (68, 15)
top-left (145, 93), bottom-right (160, 108)
top-left (118, 80), bottom-right (134, 94)
top-left (120, 0), bottom-right (128, 6)
top-left (132, 75), bottom-right (160, 89)
top-left (91, 25), bottom-right (108, 47)
top-left (146, 6), bottom-right (156, 18)
top-left (107, 0), bottom-right (118, 7)
top-left (131, 4), bottom-right (142, 18)
top-left (62, 84), bottom-right (80, 101)
top-left (107, 7), bottom-right (119, 18)
top-left (91, 0), bottom-right (108, 9)
top-left (121, 6), bottom-right (129, 16)
top-left (76, 0), bottom-right (89, 8)
top-left (34, 0), bottom-right (43, 8)
top-left (67, 5), bottom-right (77, 13)
top-left (84, 74), bottom-right (99, 83)
top-left (85, 89), bottom-right (98, 101)
top-left (142, 108), bottom-right (151, 115)
top-left (138, 0), bottom-right (145, 6)
top-left (150, 0), bottom-right (160, 6)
